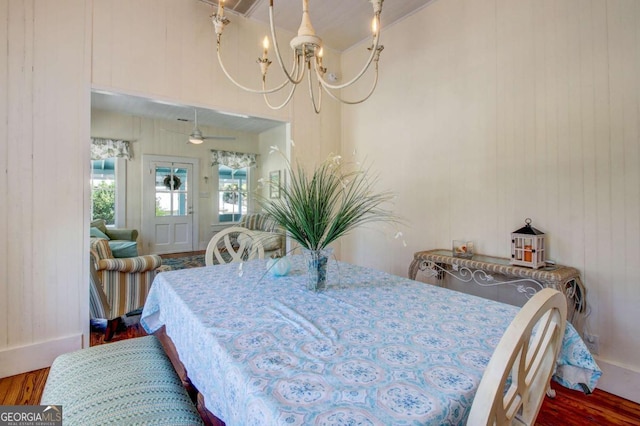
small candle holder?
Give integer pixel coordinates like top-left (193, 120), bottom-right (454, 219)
top-left (452, 240), bottom-right (474, 258)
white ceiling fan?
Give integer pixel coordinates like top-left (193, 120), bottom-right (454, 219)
top-left (163, 109), bottom-right (237, 144)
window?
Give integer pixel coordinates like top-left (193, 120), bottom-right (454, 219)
top-left (91, 158), bottom-right (126, 227)
top-left (218, 165), bottom-right (248, 222)
top-left (91, 158), bottom-right (117, 225)
top-left (155, 166), bottom-right (189, 217)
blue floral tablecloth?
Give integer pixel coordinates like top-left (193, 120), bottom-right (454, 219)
top-left (141, 256), bottom-right (600, 425)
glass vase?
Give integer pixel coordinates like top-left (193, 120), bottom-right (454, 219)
top-left (302, 248), bottom-right (333, 291)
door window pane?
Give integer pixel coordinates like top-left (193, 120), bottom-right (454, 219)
top-left (155, 166), bottom-right (189, 217)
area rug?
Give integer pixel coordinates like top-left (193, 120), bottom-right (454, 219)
top-left (161, 254), bottom-right (206, 270)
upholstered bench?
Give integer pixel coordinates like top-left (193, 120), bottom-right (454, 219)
top-left (41, 336), bottom-right (204, 426)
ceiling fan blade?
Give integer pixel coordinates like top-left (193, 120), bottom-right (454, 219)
top-left (163, 109), bottom-right (235, 142)
top-left (202, 135), bottom-right (236, 140)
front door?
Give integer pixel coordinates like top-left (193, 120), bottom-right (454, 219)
top-left (143, 156), bottom-right (198, 254)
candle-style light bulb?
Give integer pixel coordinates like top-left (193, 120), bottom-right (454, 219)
top-left (262, 36), bottom-right (269, 59)
top-left (371, 17), bottom-right (378, 35)
top-left (218, 0), bottom-right (225, 17)
top-left (318, 47), bottom-right (323, 59)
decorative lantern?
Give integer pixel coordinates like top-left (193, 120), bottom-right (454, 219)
top-left (510, 218), bottom-right (546, 269)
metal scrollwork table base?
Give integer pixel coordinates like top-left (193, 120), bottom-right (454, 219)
top-left (409, 250), bottom-right (587, 338)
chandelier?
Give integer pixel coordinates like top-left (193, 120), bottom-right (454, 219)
top-left (211, 0), bottom-right (384, 113)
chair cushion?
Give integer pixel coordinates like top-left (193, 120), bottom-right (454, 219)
top-left (90, 226), bottom-right (111, 240)
top-left (108, 241), bottom-right (139, 258)
top-left (41, 336), bottom-right (204, 426)
top-left (90, 219), bottom-right (109, 234)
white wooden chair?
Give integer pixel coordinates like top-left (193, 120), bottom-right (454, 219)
top-left (205, 226), bottom-right (265, 266)
top-left (467, 288), bottom-right (567, 426)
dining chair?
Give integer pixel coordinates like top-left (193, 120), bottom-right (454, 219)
top-left (205, 226), bottom-right (265, 266)
top-left (467, 288), bottom-right (567, 426)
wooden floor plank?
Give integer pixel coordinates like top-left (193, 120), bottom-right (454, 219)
top-left (538, 386), bottom-right (640, 425)
top-left (0, 374), bottom-right (12, 405)
top-left (0, 368), bottom-right (49, 406)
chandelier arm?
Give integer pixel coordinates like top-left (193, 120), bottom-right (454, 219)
top-left (216, 36), bottom-right (295, 94)
top-left (307, 63), bottom-right (322, 114)
top-left (319, 61), bottom-right (380, 105)
top-left (260, 49), bottom-right (306, 110)
top-left (315, 14), bottom-right (382, 91)
top-left (262, 78), bottom-right (298, 110)
top-left (269, 4), bottom-right (305, 85)
top-left (288, 52), bottom-right (308, 85)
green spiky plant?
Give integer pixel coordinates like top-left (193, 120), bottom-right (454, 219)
top-left (258, 154), bottom-right (397, 252)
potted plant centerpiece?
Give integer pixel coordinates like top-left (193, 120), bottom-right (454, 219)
top-left (258, 154), bottom-right (397, 291)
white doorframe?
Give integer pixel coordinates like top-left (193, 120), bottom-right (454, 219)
top-left (115, 157), bottom-right (127, 228)
top-left (142, 155), bottom-right (199, 254)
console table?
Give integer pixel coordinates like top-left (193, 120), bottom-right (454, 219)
top-left (409, 249), bottom-right (587, 336)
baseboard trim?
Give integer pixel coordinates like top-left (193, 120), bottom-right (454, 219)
top-left (595, 357), bottom-right (640, 403)
top-left (0, 334), bottom-right (83, 378)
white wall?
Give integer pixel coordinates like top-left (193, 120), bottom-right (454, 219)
top-left (91, 0), bottom-right (342, 171)
top-left (341, 0), bottom-right (640, 402)
top-left (258, 125), bottom-right (289, 203)
top-left (0, 0), bottom-right (341, 377)
top-left (1, 0), bottom-right (341, 376)
top-left (90, 0), bottom-right (342, 242)
top-left (0, 0), bottom-right (91, 377)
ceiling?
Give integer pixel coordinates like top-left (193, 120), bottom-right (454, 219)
top-left (91, 0), bottom-right (434, 134)
top-left (200, 0), bottom-right (434, 52)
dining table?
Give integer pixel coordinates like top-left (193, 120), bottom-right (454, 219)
top-left (141, 255), bottom-right (601, 425)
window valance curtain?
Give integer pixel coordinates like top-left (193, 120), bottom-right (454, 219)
top-left (211, 150), bottom-right (257, 170)
top-left (91, 138), bottom-right (132, 160)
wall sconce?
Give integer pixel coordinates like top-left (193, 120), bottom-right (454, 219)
top-left (203, 175), bottom-right (209, 184)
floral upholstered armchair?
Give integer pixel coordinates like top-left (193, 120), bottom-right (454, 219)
top-left (90, 238), bottom-right (169, 318)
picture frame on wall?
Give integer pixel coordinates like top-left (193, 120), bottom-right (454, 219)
top-left (269, 170), bottom-right (281, 199)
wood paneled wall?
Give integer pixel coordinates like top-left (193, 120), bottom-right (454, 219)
top-left (0, 0), bottom-right (91, 377)
top-left (341, 0), bottom-right (640, 401)
top-left (2, 0), bottom-right (341, 377)
top-left (91, 0), bottom-right (342, 171)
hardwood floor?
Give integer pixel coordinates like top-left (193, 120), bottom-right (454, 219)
top-left (1, 320), bottom-right (638, 425)
top-left (160, 249), bottom-right (205, 259)
top-left (537, 386), bottom-right (640, 425)
top-left (0, 368), bottom-right (49, 406)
